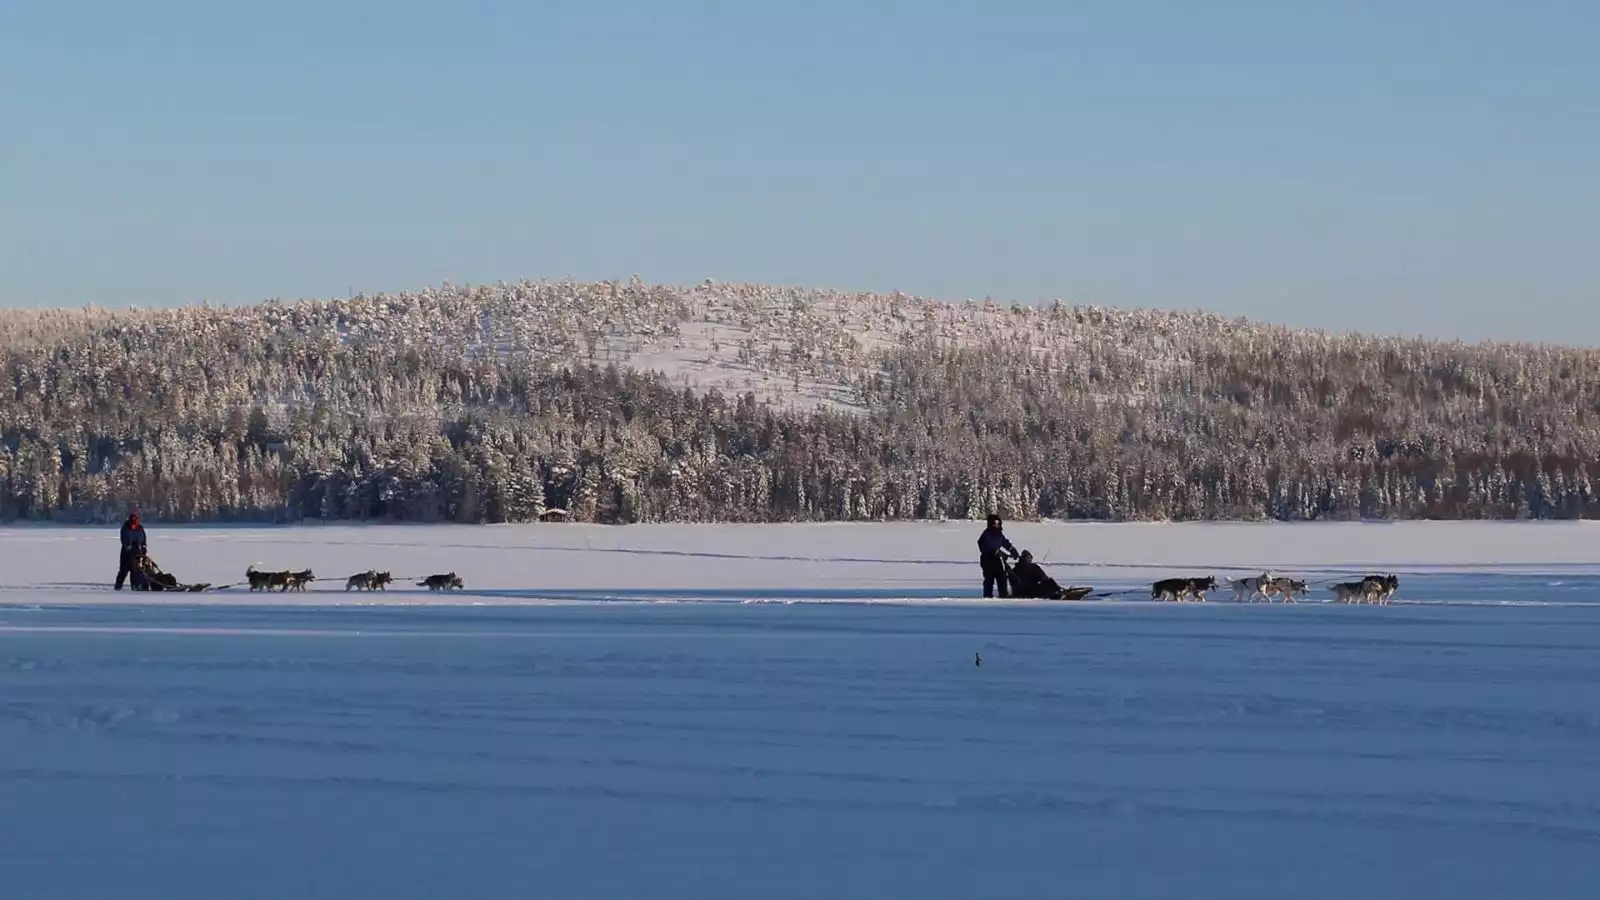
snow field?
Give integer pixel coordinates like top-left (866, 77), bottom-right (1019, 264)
top-left (3, 521), bottom-right (1599, 898)
top-left (3, 600), bottom-right (1598, 899)
top-left (4, 519), bottom-right (1600, 606)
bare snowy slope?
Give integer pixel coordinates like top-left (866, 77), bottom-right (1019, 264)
top-left (323, 279), bottom-right (1249, 411)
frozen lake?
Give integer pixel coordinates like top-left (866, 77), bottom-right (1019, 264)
top-left (3, 522), bottom-right (1599, 897)
top-left (5, 519), bottom-right (1600, 606)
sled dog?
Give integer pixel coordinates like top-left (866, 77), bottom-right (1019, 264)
top-left (1330, 574), bottom-right (1397, 604)
top-left (1152, 575), bottom-right (1216, 602)
top-left (1365, 573), bottom-right (1399, 604)
top-left (345, 570), bottom-right (394, 591)
top-left (1267, 577), bottom-right (1310, 602)
top-left (419, 572), bottom-right (464, 591)
top-left (1227, 572), bottom-right (1276, 602)
top-left (246, 566), bottom-right (290, 592)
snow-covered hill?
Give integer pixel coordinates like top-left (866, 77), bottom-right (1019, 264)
top-left (5, 276), bottom-right (1583, 421)
top-left (311, 279), bottom-right (1299, 412)
top-left (1, 278), bottom-right (1310, 414)
top-left (7, 276), bottom-right (1600, 526)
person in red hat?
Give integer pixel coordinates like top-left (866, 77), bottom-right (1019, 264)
top-left (114, 507), bottom-right (148, 590)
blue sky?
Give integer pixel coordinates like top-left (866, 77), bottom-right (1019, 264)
top-left (3, 1), bottom-right (1596, 342)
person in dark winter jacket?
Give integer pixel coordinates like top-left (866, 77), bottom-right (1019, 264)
top-left (115, 509), bottom-right (147, 591)
top-left (1009, 550), bottom-right (1065, 599)
top-left (977, 513), bottom-right (1019, 598)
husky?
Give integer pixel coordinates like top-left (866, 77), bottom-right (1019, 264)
top-left (1152, 575), bottom-right (1216, 602)
top-left (1226, 572), bottom-right (1277, 603)
top-left (1151, 577), bottom-right (1187, 602)
top-left (345, 570), bottom-right (395, 591)
top-left (285, 569), bottom-right (315, 592)
top-left (418, 572), bottom-right (464, 591)
top-left (1362, 573), bottom-right (1400, 604)
top-left (246, 566), bottom-right (289, 592)
top-left (1330, 574), bottom-right (1396, 604)
top-left (1330, 579), bottom-right (1370, 603)
top-left (1267, 577), bottom-right (1310, 603)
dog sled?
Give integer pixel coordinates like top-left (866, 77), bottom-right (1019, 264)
top-left (129, 555), bottom-right (211, 592)
top-left (1002, 554), bottom-right (1095, 601)
top-left (1017, 580), bottom-right (1095, 601)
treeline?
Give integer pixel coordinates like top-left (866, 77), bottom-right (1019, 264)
top-left (4, 281), bottom-right (1600, 523)
top-left (861, 334), bottom-right (1600, 522)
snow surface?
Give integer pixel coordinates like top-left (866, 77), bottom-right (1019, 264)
top-left (3, 519), bottom-right (1600, 606)
top-left (3, 522), bottom-right (1600, 898)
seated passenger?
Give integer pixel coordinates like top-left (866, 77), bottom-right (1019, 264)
top-left (1009, 550), bottom-right (1067, 599)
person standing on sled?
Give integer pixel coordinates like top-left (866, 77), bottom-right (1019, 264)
top-left (977, 513), bottom-right (1019, 598)
top-left (115, 508), bottom-right (147, 591)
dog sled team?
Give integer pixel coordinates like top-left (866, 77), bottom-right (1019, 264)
top-left (110, 506), bottom-right (465, 593)
top-left (979, 514), bottom-right (1403, 605)
top-left (111, 507), bottom-right (1399, 604)
top-left (1150, 572), bottom-right (1399, 604)
top-left (244, 567), bottom-right (396, 593)
top-left (244, 566), bottom-right (463, 593)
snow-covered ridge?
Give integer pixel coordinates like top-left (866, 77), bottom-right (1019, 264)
top-left (4, 277), bottom-right (1569, 415)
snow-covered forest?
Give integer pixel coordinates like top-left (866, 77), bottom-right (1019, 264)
top-left (4, 278), bottom-right (1599, 523)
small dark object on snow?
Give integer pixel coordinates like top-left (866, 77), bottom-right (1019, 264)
top-left (975, 652), bottom-right (982, 667)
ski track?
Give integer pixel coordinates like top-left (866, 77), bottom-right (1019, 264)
top-left (2, 522), bottom-right (1600, 898)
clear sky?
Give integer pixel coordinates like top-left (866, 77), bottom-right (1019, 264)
top-left (3, 1), bottom-right (1596, 342)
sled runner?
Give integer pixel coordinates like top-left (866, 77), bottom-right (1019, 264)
top-left (1014, 582), bottom-right (1096, 601)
